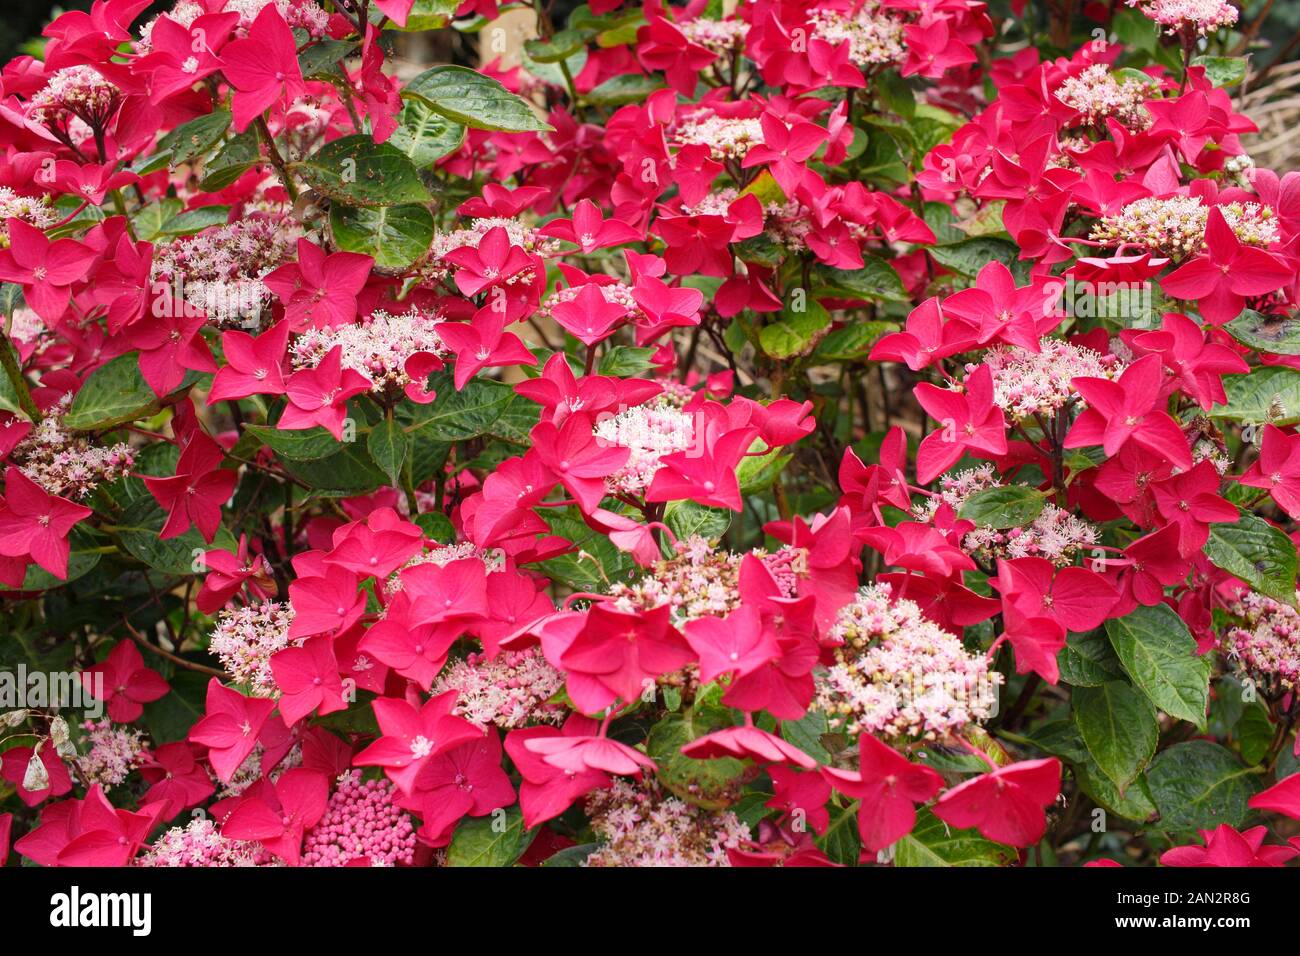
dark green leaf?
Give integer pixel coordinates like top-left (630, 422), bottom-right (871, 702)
top-left (893, 808), bottom-right (1016, 867)
top-left (957, 485), bottom-right (1046, 529)
top-left (1106, 603), bottom-right (1211, 730)
top-left (368, 417), bottom-right (409, 487)
top-left (1225, 309), bottom-right (1300, 356)
top-left (292, 135), bottom-right (431, 207)
top-left (1147, 741), bottom-right (1262, 831)
top-left (445, 806), bottom-right (535, 866)
top-left (387, 100), bottom-right (466, 167)
top-left (404, 65), bottom-right (552, 133)
top-left (1205, 512), bottom-right (1298, 605)
top-left (1073, 681), bottom-right (1158, 792)
top-left (330, 202), bottom-right (435, 272)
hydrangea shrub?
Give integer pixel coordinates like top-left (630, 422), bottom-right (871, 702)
top-left (1, 0), bottom-right (1300, 869)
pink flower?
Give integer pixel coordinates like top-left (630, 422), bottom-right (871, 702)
top-left (270, 635), bottom-right (347, 726)
top-left (1161, 207), bottom-right (1290, 325)
top-left (138, 742), bottom-right (214, 820)
top-left (208, 321), bottom-right (290, 404)
top-left (539, 199), bottom-right (641, 253)
top-left (1161, 824), bottom-right (1298, 867)
top-left (436, 308), bottom-right (536, 391)
top-left (914, 365), bottom-right (1008, 484)
top-left (505, 717), bottom-right (611, 828)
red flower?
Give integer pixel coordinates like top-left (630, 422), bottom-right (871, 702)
top-left (142, 430), bottom-right (237, 542)
top-left (263, 239), bottom-right (373, 331)
top-left (78, 640), bottom-right (169, 723)
top-left (279, 345), bottom-right (372, 438)
top-left (1065, 354), bottom-right (1193, 470)
top-left (1161, 207), bottom-right (1291, 325)
top-left (914, 365), bottom-right (1008, 484)
top-left (218, 4), bottom-right (306, 131)
top-left (933, 757), bottom-right (1061, 847)
top-left (222, 769), bottom-right (329, 866)
top-left (0, 466), bottom-right (93, 579)
top-left (188, 678), bottom-right (276, 783)
top-left (208, 321), bottom-right (290, 404)
top-left (0, 218), bottom-right (95, 323)
top-left (353, 692), bottom-right (483, 796)
top-left (1239, 425), bottom-right (1300, 521)
top-left (1161, 824), bottom-right (1299, 867)
top-left (822, 734), bottom-right (943, 852)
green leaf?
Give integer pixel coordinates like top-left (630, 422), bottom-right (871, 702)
top-left (1191, 55), bottom-right (1247, 88)
top-left (398, 375), bottom-right (513, 442)
top-left (141, 669), bottom-right (208, 744)
top-left (132, 198), bottom-right (184, 241)
top-left (646, 705), bottom-right (746, 809)
top-left (928, 237), bottom-right (1021, 280)
top-left (147, 111), bottom-right (232, 171)
top-left (117, 495), bottom-right (237, 575)
top-left (812, 259), bottom-right (908, 303)
top-left (376, 0), bottom-right (460, 30)
top-left (780, 708), bottom-right (832, 765)
top-left (1236, 702), bottom-right (1274, 765)
top-left (298, 39), bottom-right (357, 79)
top-left (759, 300), bottom-right (830, 359)
top-left (414, 511), bottom-right (455, 544)
top-left (1106, 603), bottom-right (1211, 730)
top-left (1057, 630), bottom-right (1125, 687)
top-left (158, 205), bottom-right (231, 238)
top-left (279, 445), bottom-right (386, 494)
top-left (368, 417), bottom-right (409, 487)
top-left (957, 485), bottom-right (1046, 529)
top-left (1025, 720), bottom-right (1158, 822)
top-left (811, 801), bottom-right (860, 865)
top-left (1073, 681), bottom-right (1158, 793)
top-left (1147, 741), bottom-right (1262, 832)
top-left (735, 446), bottom-right (791, 495)
top-left (330, 201), bottom-right (434, 272)
top-left (894, 808), bottom-right (1017, 867)
top-left (445, 807), bottom-right (536, 867)
top-left (539, 843), bottom-right (598, 866)
top-left (199, 128), bottom-right (261, 192)
top-left (404, 65), bottom-right (552, 133)
top-left (1205, 512), bottom-right (1298, 605)
top-left (583, 73), bottom-right (664, 106)
top-left (812, 322), bottom-right (896, 362)
top-left (243, 423), bottom-right (342, 461)
top-left (387, 99), bottom-right (466, 168)
top-left (1225, 309), bottom-right (1300, 356)
top-left (292, 135), bottom-right (431, 207)
top-left (596, 345), bottom-right (656, 377)
top-left (524, 29), bottom-right (591, 63)
top-left (64, 354), bottom-right (184, 431)
top-left (663, 500), bottom-right (731, 544)
top-left (1213, 366), bottom-right (1300, 427)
